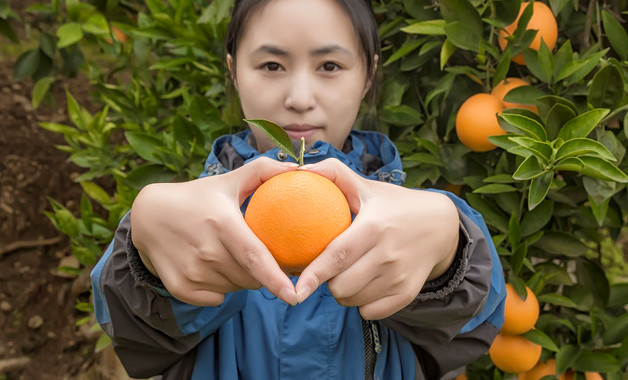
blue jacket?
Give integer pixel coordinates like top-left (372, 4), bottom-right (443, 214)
top-left (91, 130), bottom-right (506, 379)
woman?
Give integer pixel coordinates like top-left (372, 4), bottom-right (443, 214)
top-left (91, 0), bottom-right (506, 378)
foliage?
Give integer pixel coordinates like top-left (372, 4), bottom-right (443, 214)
top-left (8, 0), bottom-right (628, 377)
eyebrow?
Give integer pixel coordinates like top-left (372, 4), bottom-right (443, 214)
top-left (250, 44), bottom-right (354, 58)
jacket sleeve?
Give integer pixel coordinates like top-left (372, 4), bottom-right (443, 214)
top-left (90, 212), bottom-right (247, 378)
top-left (382, 190), bottom-right (506, 379)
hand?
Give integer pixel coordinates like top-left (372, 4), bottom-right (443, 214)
top-left (130, 157), bottom-right (299, 307)
top-left (295, 158), bottom-right (460, 320)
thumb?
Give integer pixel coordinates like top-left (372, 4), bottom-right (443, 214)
top-left (231, 156), bottom-right (299, 203)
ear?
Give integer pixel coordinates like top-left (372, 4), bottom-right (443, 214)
top-left (362, 54), bottom-right (379, 98)
top-left (227, 53), bottom-right (238, 90)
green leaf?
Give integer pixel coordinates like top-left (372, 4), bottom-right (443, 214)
top-left (380, 105), bottom-right (423, 126)
top-left (552, 157), bottom-right (584, 172)
top-left (244, 119), bottom-right (298, 162)
top-left (492, 50), bottom-right (511, 87)
top-left (473, 184), bottom-right (518, 194)
top-left (573, 350), bottom-right (621, 373)
top-left (513, 156), bottom-right (545, 180)
top-left (465, 193), bottom-right (509, 233)
top-left (499, 112), bottom-right (547, 141)
top-left (556, 109), bottom-right (610, 141)
top-left (522, 329), bottom-right (559, 352)
top-left (520, 199), bottom-right (553, 236)
top-left (81, 182), bottom-right (110, 205)
top-left (13, 49), bottom-right (41, 80)
top-left (556, 345), bottom-right (580, 374)
top-left (534, 230), bottom-right (588, 257)
top-left (402, 153), bottom-right (444, 167)
top-left (502, 85), bottom-right (546, 106)
top-left (555, 138), bottom-right (616, 162)
top-left (173, 115), bottom-right (204, 151)
top-left (576, 258), bottom-right (610, 309)
top-left (384, 38), bottom-right (424, 66)
top-left (197, 0), bottom-right (233, 25)
top-left (564, 49), bottom-right (609, 85)
top-left (587, 64), bottom-right (624, 110)
top-left (537, 39), bottom-right (554, 84)
top-left (444, 21), bottom-right (481, 51)
top-left (609, 283), bottom-right (628, 308)
top-left (0, 18), bottom-right (18, 43)
top-left (94, 333), bottom-right (111, 353)
top-left (401, 19), bottom-right (446, 35)
top-left (440, 0), bottom-right (482, 51)
top-left (537, 293), bottom-right (578, 308)
top-left (57, 22), bottom-right (84, 48)
top-left (545, 103), bottom-right (577, 139)
top-left (601, 10), bottom-right (628, 61)
top-left (603, 314), bottom-right (628, 345)
top-left (123, 164), bottom-right (176, 190)
top-left (528, 171), bottom-right (553, 210)
top-left (494, 0), bottom-right (521, 25)
top-left (509, 136), bottom-right (553, 162)
top-left (39, 122), bottom-right (79, 136)
top-left (439, 39), bottom-right (455, 70)
top-left (31, 76), bottom-right (55, 109)
top-left (580, 156), bottom-right (628, 183)
top-left (125, 132), bottom-right (162, 163)
top-left (81, 12), bottom-right (109, 35)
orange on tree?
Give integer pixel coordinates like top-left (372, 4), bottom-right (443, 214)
top-left (498, 1), bottom-right (558, 65)
top-left (489, 333), bottom-right (542, 373)
top-left (519, 359), bottom-right (556, 380)
top-left (501, 283), bottom-right (540, 335)
top-left (491, 77), bottom-right (538, 113)
top-left (245, 170), bottom-right (351, 274)
top-left (454, 372), bottom-right (468, 380)
top-left (455, 93), bottom-right (506, 152)
top-left (105, 26), bottom-right (128, 44)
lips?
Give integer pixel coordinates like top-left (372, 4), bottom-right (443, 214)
top-left (283, 124), bottom-right (322, 140)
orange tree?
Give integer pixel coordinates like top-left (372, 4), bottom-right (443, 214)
top-left (8, 0), bottom-right (628, 376)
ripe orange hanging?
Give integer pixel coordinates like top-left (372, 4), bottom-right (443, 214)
top-left (455, 93), bottom-right (506, 152)
top-left (489, 333), bottom-right (542, 373)
top-left (498, 1), bottom-right (558, 65)
top-left (502, 283), bottom-right (540, 335)
top-left (491, 77), bottom-right (539, 113)
top-left (245, 170), bottom-right (351, 274)
top-left (518, 359), bottom-right (556, 380)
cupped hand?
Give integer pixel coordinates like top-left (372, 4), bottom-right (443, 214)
top-left (130, 157), bottom-right (299, 307)
top-left (295, 158), bottom-right (460, 320)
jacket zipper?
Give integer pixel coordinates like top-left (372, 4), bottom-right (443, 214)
top-left (363, 319), bottom-right (381, 380)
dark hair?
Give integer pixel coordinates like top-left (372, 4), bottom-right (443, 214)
top-left (225, 0), bottom-right (381, 104)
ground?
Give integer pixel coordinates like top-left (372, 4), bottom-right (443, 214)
top-left (0, 3), bottom-right (132, 374)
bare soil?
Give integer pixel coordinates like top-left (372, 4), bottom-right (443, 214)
top-left (0, 49), bottom-right (111, 380)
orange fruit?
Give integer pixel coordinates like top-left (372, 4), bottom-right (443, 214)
top-left (502, 283), bottom-right (540, 335)
top-left (489, 333), bottom-right (542, 373)
top-left (455, 93), bottom-right (506, 152)
top-left (491, 78), bottom-right (539, 113)
top-left (498, 2), bottom-right (558, 65)
top-left (105, 26), bottom-right (128, 44)
top-left (454, 372), bottom-right (468, 380)
top-left (245, 170), bottom-right (351, 274)
top-left (519, 359), bottom-right (556, 380)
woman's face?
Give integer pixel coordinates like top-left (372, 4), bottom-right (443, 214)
top-left (228, 0), bottom-right (374, 152)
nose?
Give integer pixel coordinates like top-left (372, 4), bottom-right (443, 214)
top-left (284, 70), bottom-right (316, 112)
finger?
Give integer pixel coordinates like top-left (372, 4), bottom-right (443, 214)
top-left (221, 218), bottom-right (298, 306)
top-left (358, 293), bottom-right (417, 320)
top-left (178, 289), bottom-right (226, 307)
top-left (294, 219), bottom-right (377, 303)
top-left (233, 156), bottom-right (299, 202)
top-left (327, 249), bottom-right (380, 301)
top-left (300, 158), bottom-right (364, 213)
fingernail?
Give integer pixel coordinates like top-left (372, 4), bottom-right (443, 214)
top-left (280, 162), bottom-right (299, 169)
top-left (279, 286), bottom-right (297, 306)
top-left (299, 164), bottom-right (318, 170)
top-left (296, 284), bottom-right (313, 304)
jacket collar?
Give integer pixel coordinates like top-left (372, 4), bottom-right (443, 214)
top-left (200, 130), bottom-right (406, 185)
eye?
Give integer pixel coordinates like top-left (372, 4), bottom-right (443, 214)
top-left (261, 62), bottom-right (283, 71)
top-left (320, 62), bottom-right (340, 72)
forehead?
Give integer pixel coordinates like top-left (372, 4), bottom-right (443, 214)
top-left (237, 0), bottom-right (361, 56)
